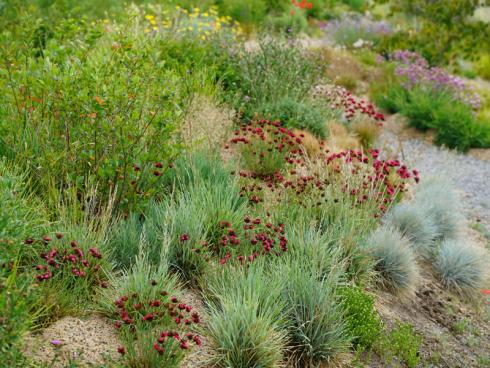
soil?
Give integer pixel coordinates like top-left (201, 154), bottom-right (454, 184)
top-left (24, 315), bottom-right (121, 367)
top-left (373, 265), bottom-right (490, 368)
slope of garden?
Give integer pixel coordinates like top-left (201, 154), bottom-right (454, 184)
top-left (1, 1), bottom-right (489, 368)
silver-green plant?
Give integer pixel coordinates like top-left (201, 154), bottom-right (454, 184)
top-left (384, 203), bottom-right (439, 259)
top-left (434, 239), bottom-right (488, 293)
top-left (367, 226), bottom-right (419, 294)
top-left (413, 179), bottom-right (463, 241)
top-left (280, 258), bottom-right (350, 366)
top-left (204, 263), bottom-right (288, 368)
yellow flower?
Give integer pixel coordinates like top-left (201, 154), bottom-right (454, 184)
top-left (145, 14), bottom-right (155, 20)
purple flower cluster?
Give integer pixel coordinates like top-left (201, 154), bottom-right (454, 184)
top-left (392, 50), bottom-right (481, 110)
top-left (321, 16), bottom-right (392, 46)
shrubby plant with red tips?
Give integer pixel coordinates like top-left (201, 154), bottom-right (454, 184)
top-left (32, 235), bottom-right (106, 287)
top-left (315, 84), bottom-right (385, 124)
top-left (229, 119), bottom-right (305, 177)
top-left (100, 254), bottom-right (201, 368)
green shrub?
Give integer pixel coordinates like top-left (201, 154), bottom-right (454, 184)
top-left (434, 239), bottom-right (488, 293)
top-left (384, 203), bottom-right (438, 259)
top-left (257, 97), bottom-right (329, 139)
top-left (376, 84), bottom-right (490, 152)
top-left (378, 1), bottom-right (490, 65)
top-left (217, 0), bottom-right (269, 25)
top-left (0, 16), bottom-right (217, 212)
top-left (282, 260), bottom-right (349, 365)
top-left (265, 10), bottom-right (309, 34)
top-left (381, 323), bottom-right (423, 368)
top-left (367, 227), bottom-right (419, 294)
top-left (205, 264), bottom-right (287, 368)
top-left (339, 286), bottom-right (383, 349)
top-left (476, 53), bottom-right (490, 80)
top-left (227, 37), bottom-right (325, 123)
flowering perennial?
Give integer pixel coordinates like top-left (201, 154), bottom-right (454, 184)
top-left (315, 85), bottom-right (385, 124)
top-left (32, 235), bottom-right (104, 283)
top-left (392, 50), bottom-right (481, 110)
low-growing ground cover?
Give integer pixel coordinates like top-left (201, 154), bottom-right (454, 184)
top-left (1, 1), bottom-right (490, 368)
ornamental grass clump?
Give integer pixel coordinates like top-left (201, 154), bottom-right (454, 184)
top-left (205, 264), bottom-right (287, 368)
top-left (384, 203), bottom-right (439, 259)
top-left (412, 179), bottom-right (463, 242)
top-left (367, 226), bottom-right (419, 294)
top-left (281, 259), bottom-right (350, 366)
top-left (434, 239), bottom-right (488, 294)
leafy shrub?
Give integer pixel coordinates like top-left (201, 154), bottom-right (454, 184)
top-left (434, 239), bottom-right (488, 293)
top-left (377, 84), bottom-right (490, 151)
top-left (339, 286), bottom-right (383, 349)
top-left (367, 227), bottom-right (419, 294)
top-left (256, 97), bottom-right (329, 139)
top-left (413, 179), bottom-right (462, 241)
top-left (476, 53), bottom-right (490, 80)
top-left (381, 1), bottom-right (490, 65)
top-left (265, 10), bottom-right (309, 34)
top-left (226, 37), bottom-right (325, 124)
top-left (384, 203), bottom-right (438, 259)
top-left (282, 260), bottom-right (349, 365)
top-left (205, 264), bottom-right (287, 368)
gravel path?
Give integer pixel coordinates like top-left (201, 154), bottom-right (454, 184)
top-left (380, 128), bottom-right (490, 231)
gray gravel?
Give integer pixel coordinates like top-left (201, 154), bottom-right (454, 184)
top-left (380, 130), bottom-right (490, 231)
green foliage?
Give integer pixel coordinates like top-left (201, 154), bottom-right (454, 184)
top-left (257, 97), bottom-right (330, 139)
top-left (339, 286), bottom-right (383, 349)
top-left (281, 259), bottom-right (349, 365)
top-left (265, 10), bottom-right (309, 34)
top-left (435, 239), bottom-right (488, 293)
top-left (367, 227), bottom-right (419, 294)
top-left (381, 323), bottom-right (423, 368)
top-left (374, 83), bottom-right (490, 151)
top-left (99, 251), bottom-right (186, 368)
top-left (0, 162), bottom-right (50, 365)
top-left (108, 152), bottom-right (246, 277)
top-left (226, 37), bottom-right (326, 126)
top-left (379, 0), bottom-right (490, 65)
top-left (476, 53), bottom-right (490, 80)
top-left (204, 264), bottom-right (288, 368)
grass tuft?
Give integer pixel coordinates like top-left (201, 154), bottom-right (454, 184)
top-left (367, 227), bottom-right (419, 294)
top-left (434, 239), bottom-right (488, 293)
top-left (384, 203), bottom-right (439, 258)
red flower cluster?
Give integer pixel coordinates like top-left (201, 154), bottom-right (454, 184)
top-left (326, 148), bottom-right (419, 215)
top-left (153, 331), bottom-right (202, 355)
top-left (217, 216), bottom-right (288, 266)
top-left (315, 85), bottom-right (385, 124)
top-left (292, 0), bottom-right (313, 10)
top-left (228, 120), bottom-right (304, 177)
top-left (114, 292), bottom-right (200, 330)
top-left (33, 235), bottom-right (103, 282)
